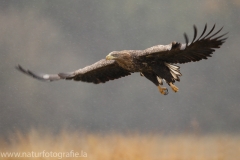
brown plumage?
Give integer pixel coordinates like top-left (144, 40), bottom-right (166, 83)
top-left (16, 24), bottom-right (227, 95)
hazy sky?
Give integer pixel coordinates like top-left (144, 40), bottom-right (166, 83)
top-left (0, 0), bottom-right (240, 134)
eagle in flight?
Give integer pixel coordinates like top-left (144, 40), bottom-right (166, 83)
top-left (16, 24), bottom-right (227, 95)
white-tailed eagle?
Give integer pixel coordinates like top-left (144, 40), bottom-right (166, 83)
top-left (16, 24), bottom-right (227, 95)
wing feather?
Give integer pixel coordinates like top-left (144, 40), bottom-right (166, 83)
top-left (191, 25), bottom-right (197, 44)
top-left (141, 24), bottom-right (227, 64)
top-left (16, 65), bottom-right (62, 81)
top-left (16, 59), bottom-right (131, 84)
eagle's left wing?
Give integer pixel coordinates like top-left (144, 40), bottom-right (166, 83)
top-left (16, 59), bottom-right (131, 84)
top-left (141, 24), bottom-right (227, 64)
top-left (16, 64), bottom-right (62, 81)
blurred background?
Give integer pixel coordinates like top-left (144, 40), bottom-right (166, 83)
top-left (0, 0), bottom-right (240, 136)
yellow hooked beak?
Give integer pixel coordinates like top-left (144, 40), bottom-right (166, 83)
top-left (106, 55), bottom-right (116, 60)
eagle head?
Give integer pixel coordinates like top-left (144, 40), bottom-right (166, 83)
top-left (106, 51), bottom-right (120, 60)
top-left (106, 51), bottom-right (131, 61)
top-left (106, 51), bottom-right (134, 70)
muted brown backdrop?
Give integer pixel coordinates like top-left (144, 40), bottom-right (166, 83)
top-left (0, 0), bottom-right (239, 135)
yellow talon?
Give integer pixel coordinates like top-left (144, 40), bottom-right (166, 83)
top-left (169, 82), bottom-right (179, 92)
top-left (158, 85), bottom-right (168, 95)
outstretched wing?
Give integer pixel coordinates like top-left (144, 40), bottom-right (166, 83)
top-left (142, 24), bottom-right (228, 64)
top-left (16, 59), bottom-right (131, 84)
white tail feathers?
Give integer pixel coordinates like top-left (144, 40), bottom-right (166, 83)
top-left (164, 62), bottom-right (182, 81)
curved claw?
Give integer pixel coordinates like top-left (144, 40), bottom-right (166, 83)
top-left (163, 88), bottom-right (168, 95)
top-left (158, 86), bottom-right (168, 95)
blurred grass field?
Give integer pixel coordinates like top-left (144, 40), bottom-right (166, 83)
top-left (0, 129), bottom-right (240, 160)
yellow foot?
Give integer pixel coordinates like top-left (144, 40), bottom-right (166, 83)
top-left (169, 82), bottom-right (179, 92)
top-left (158, 85), bottom-right (168, 95)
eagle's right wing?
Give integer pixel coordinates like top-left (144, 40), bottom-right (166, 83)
top-left (16, 59), bottom-right (131, 84)
top-left (140, 24), bottom-right (227, 64)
